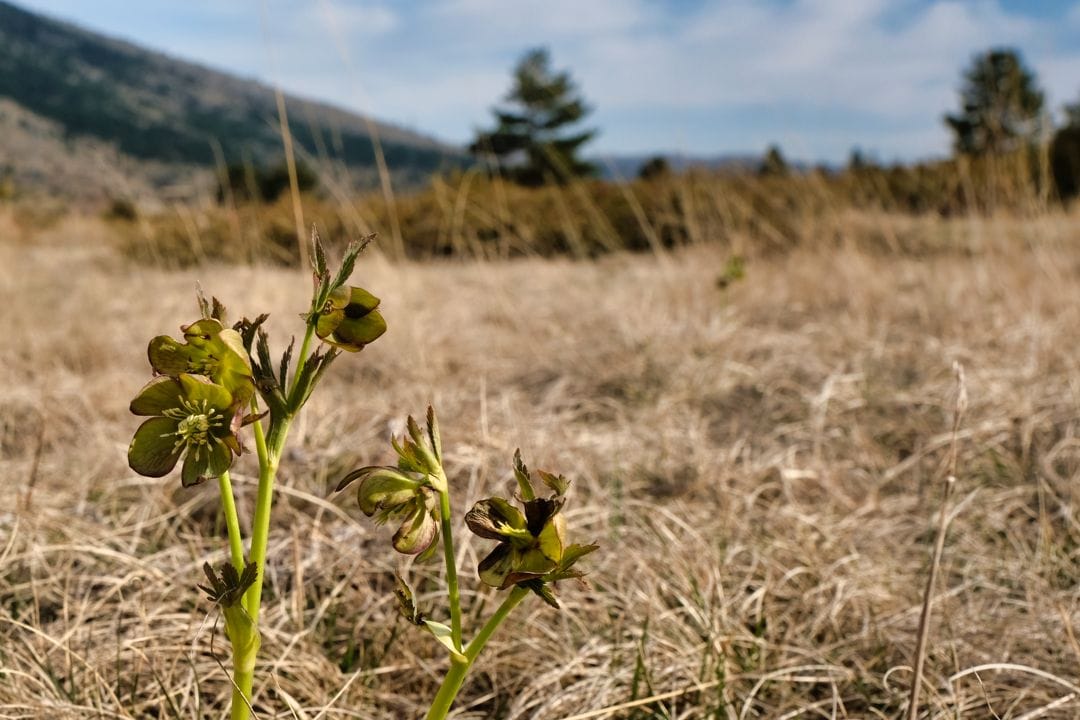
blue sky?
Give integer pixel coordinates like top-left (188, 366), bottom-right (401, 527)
top-left (13, 0), bottom-right (1080, 163)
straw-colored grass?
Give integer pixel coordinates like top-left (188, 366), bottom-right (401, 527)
top-left (3, 206), bottom-right (1080, 719)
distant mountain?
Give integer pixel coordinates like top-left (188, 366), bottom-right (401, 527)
top-left (0, 0), bottom-right (466, 203)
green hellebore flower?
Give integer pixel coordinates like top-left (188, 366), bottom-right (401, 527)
top-left (466, 451), bottom-right (598, 605)
top-left (336, 466), bottom-right (440, 557)
top-left (147, 318), bottom-right (254, 406)
top-left (315, 285), bottom-right (387, 352)
top-left (128, 374), bottom-right (241, 487)
top-left (466, 494), bottom-right (567, 589)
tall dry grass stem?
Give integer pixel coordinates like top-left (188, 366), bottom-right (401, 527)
top-left (906, 361), bottom-right (968, 720)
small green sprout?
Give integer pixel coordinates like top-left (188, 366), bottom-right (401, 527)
top-left (127, 374), bottom-right (241, 487)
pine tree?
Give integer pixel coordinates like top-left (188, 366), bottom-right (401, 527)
top-left (470, 48), bottom-right (597, 186)
top-left (944, 48), bottom-right (1045, 155)
top-left (1051, 98), bottom-right (1080, 200)
top-left (759, 145), bottom-right (789, 177)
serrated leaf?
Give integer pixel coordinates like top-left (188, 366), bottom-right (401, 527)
top-left (330, 234), bottom-right (375, 292)
top-left (236, 314), bottom-right (269, 352)
top-left (426, 406), bottom-right (442, 463)
top-left (394, 574), bottom-right (423, 624)
top-left (211, 297), bottom-right (227, 324)
top-left (521, 579), bottom-right (561, 609)
top-left (561, 543), bottom-right (600, 566)
top-left (393, 435), bottom-right (426, 474)
top-left (311, 225), bottom-right (328, 278)
top-left (278, 337), bottom-right (295, 391)
top-left (196, 283), bottom-right (212, 320)
top-left (537, 470), bottom-right (569, 496)
top-left (513, 449), bottom-right (536, 501)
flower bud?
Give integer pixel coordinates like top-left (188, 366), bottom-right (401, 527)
top-left (315, 285), bottom-right (387, 352)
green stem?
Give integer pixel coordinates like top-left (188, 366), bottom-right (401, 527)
top-left (218, 471), bottom-right (245, 572)
top-left (288, 322), bottom-right (317, 401)
top-left (425, 657), bottom-right (469, 720)
top-left (251, 399), bottom-right (270, 471)
top-left (438, 482), bottom-right (463, 651)
top-left (464, 586), bottom-right (528, 663)
top-left (230, 669), bottom-right (254, 720)
top-left (425, 586), bottom-right (529, 720)
top-left (244, 419), bottom-right (289, 622)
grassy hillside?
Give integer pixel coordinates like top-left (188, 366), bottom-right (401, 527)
top-left (0, 0), bottom-right (465, 201)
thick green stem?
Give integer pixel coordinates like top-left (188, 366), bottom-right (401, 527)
top-left (425, 587), bottom-right (529, 720)
top-left (425, 657), bottom-right (470, 720)
top-left (230, 668), bottom-right (254, 720)
top-left (218, 471), bottom-right (245, 572)
top-left (438, 483), bottom-right (463, 651)
top-left (221, 467), bottom-right (251, 719)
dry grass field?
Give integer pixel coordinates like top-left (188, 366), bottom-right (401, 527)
top-left (3, 206), bottom-right (1080, 719)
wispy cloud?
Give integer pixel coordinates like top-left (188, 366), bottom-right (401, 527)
top-left (12, 0), bottom-right (1080, 161)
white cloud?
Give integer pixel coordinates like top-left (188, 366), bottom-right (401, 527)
top-left (12, 0), bottom-right (1080, 160)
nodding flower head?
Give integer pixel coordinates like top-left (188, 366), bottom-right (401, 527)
top-left (315, 285), bottom-right (387, 352)
top-left (147, 318), bottom-right (254, 405)
top-left (465, 451), bottom-right (597, 606)
top-left (336, 407), bottom-right (445, 558)
top-left (337, 466), bottom-right (440, 558)
top-left (127, 374), bottom-right (241, 487)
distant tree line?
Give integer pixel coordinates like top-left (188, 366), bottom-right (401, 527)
top-left (747, 48), bottom-right (1080, 202)
top-left (468, 45), bottom-right (1080, 204)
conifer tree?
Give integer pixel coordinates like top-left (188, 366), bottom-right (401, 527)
top-left (945, 49), bottom-right (1045, 155)
top-left (470, 48), bottom-right (597, 186)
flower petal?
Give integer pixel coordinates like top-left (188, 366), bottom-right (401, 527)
top-left (537, 512), bottom-right (566, 563)
top-left (523, 497), bottom-right (561, 536)
top-left (514, 546), bottom-right (558, 577)
top-left (181, 318), bottom-right (226, 349)
top-left (477, 543), bottom-right (516, 588)
top-left (315, 307), bottom-right (344, 340)
top-left (130, 376), bottom-right (184, 416)
top-left (347, 286), bottom-right (381, 313)
top-left (147, 336), bottom-right (193, 376)
top-left (325, 285), bottom-right (351, 311)
top-left (392, 499), bottom-right (438, 555)
top-left (128, 416), bottom-right (182, 477)
top-left (178, 374), bottom-right (233, 410)
top-left (354, 467), bottom-right (424, 516)
top-left (330, 310), bottom-right (387, 352)
top-left (181, 445), bottom-right (211, 487)
top-left (204, 439), bottom-right (235, 479)
top-left (466, 497), bottom-right (528, 541)
top-left (217, 328), bottom-right (252, 371)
